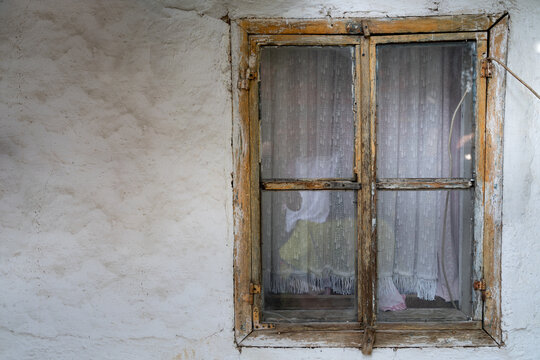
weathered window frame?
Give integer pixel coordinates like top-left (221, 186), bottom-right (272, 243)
top-left (232, 14), bottom-right (508, 350)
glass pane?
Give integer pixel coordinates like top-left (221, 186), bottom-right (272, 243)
top-left (376, 42), bottom-right (476, 179)
top-left (261, 190), bottom-right (357, 322)
top-left (376, 190), bottom-right (474, 322)
top-left (260, 46), bottom-right (355, 180)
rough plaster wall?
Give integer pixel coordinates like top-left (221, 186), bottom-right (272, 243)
top-left (0, 1), bottom-right (234, 359)
top-left (499, 0), bottom-right (540, 357)
top-left (0, 0), bottom-right (538, 359)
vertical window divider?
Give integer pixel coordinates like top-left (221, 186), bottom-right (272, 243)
top-left (359, 36), bottom-right (377, 336)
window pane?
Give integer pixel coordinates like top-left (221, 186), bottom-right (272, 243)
top-left (260, 46), bottom-right (355, 180)
top-left (261, 190), bottom-right (357, 322)
top-left (376, 42), bottom-right (476, 179)
top-left (376, 190), bottom-right (474, 322)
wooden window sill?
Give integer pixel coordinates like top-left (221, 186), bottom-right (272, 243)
top-left (238, 322), bottom-right (498, 348)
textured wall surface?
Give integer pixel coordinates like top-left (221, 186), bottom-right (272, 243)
top-left (0, 0), bottom-right (538, 359)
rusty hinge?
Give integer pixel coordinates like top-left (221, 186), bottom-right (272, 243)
top-left (237, 67), bottom-right (250, 90)
top-left (481, 59), bottom-right (493, 78)
top-left (242, 283), bottom-right (261, 304)
top-left (237, 59), bottom-right (257, 90)
top-left (361, 326), bottom-right (376, 355)
top-left (250, 283), bottom-right (261, 294)
top-left (253, 307), bottom-right (275, 330)
top-left (474, 279), bottom-right (487, 301)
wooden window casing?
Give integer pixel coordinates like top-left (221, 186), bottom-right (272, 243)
top-left (232, 14), bottom-right (508, 349)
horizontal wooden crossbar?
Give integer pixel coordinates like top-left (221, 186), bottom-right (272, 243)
top-left (377, 178), bottom-right (474, 190)
top-left (262, 180), bottom-right (361, 190)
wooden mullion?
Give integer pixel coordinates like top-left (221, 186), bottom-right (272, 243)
top-left (377, 178), bottom-right (474, 190)
top-left (262, 180), bottom-right (361, 190)
top-left (359, 36), bottom-right (376, 329)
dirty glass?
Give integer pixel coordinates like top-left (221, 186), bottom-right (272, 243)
top-left (376, 189), bottom-right (474, 322)
top-left (376, 42), bottom-right (476, 179)
top-left (261, 190), bottom-right (357, 322)
top-left (260, 46), bottom-right (355, 180)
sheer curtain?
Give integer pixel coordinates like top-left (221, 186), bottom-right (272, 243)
top-left (376, 43), bottom-right (475, 311)
top-left (260, 46), bottom-right (356, 296)
top-left (258, 43), bottom-right (475, 308)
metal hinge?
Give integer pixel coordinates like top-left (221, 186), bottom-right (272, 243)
top-left (480, 59), bottom-right (493, 78)
top-left (250, 283), bottom-right (261, 294)
top-left (242, 283), bottom-right (261, 304)
top-left (253, 307), bottom-right (275, 330)
top-left (237, 62), bottom-right (257, 90)
top-left (474, 279), bottom-right (487, 301)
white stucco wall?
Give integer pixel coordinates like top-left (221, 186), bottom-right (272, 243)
top-left (0, 0), bottom-right (538, 359)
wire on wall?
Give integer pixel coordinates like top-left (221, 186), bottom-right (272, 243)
top-left (487, 57), bottom-right (540, 100)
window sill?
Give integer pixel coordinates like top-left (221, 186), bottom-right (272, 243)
top-left (238, 322), bottom-right (498, 348)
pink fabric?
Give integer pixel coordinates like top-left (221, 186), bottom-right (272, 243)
top-left (378, 277), bottom-right (407, 311)
top-left (380, 292), bottom-right (407, 312)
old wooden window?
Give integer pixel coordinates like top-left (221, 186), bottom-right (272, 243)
top-left (232, 14), bottom-right (508, 350)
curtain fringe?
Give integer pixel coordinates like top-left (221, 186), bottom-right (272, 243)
top-left (270, 273), bottom-right (354, 295)
top-left (392, 273), bottom-right (437, 301)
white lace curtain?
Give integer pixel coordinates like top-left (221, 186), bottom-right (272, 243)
top-left (259, 44), bottom-right (475, 310)
top-left (260, 46), bottom-right (356, 296)
top-left (376, 43), bottom-right (475, 311)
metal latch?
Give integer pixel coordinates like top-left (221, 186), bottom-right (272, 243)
top-left (481, 59), bottom-right (493, 78)
top-left (474, 279), bottom-right (487, 301)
